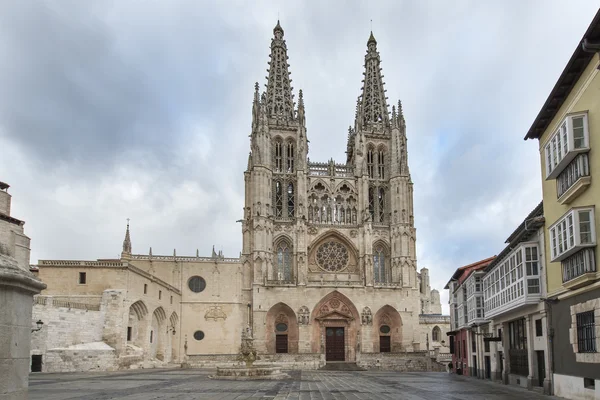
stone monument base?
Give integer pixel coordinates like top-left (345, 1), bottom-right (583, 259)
top-left (211, 364), bottom-right (290, 380)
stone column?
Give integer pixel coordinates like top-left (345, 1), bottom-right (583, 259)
top-left (101, 290), bottom-right (127, 356)
top-left (501, 322), bottom-right (509, 385)
top-left (525, 315), bottom-right (534, 389)
top-left (0, 253), bottom-right (46, 400)
top-left (298, 324), bottom-right (311, 353)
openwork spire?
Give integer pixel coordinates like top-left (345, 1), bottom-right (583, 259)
top-left (122, 219), bottom-right (132, 255)
top-left (357, 31), bottom-right (389, 130)
top-left (265, 20), bottom-right (294, 120)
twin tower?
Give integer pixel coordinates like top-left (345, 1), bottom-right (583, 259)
top-left (240, 22), bottom-right (440, 355)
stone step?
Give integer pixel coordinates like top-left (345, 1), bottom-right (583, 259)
top-left (319, 362), bottom-right (366, 371)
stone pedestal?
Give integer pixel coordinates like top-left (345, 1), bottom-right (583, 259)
top-left (0, 254), bottom-right (46, 400)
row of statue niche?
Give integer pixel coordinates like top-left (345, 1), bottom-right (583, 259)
top-left (278, 305), bottom-right (375, 326)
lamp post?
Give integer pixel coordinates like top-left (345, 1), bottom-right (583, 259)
top-left (31, 320), bottom-right (44, 333)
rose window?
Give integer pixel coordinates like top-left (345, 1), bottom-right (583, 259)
top-left (316, 241), bottom-right (349, 272)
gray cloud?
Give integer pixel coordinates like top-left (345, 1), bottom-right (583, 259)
top-left (1, 0), bottom-right (598, 313)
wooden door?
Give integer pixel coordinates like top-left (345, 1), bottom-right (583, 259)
top-left (326, 327), bottom-right (345, 361)
top-left (31, 355), bottom-right (42, 372)
top-left (276, 334), bottom-right (288, 353)
top-left (536, 351), bottom-right (545, 386)
top-left (380, 336), bottom-right (391, 352)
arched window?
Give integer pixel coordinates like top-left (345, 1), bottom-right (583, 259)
top-left (276, 242), bottom-right (292, 281)
top-left (432, 326), bottom-right (441, 342)
top-left (368, 188), bottom-right (375, 221)
top-left (378, 150), bottom-right (385, 179)
top-left (287, 183), bottom-right (294, 217)
top-left (367, 149), bottom-right (374, 179)
top-left (286, 142), bottom-right (294, 173)
top-left (373, 245), bottom-right (386, 283)
top-left (275, 181), bottom-right (283, 217)
top-left (274, 141), bottom-right (282, 173)
top-left (378, 188), bottom-right (385, 223)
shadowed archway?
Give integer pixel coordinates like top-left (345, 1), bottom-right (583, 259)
top-left (265, 302), bottom-right (298, 354)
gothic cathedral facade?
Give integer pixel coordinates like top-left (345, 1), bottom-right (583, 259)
top-left (241, 22), bottom-right (443, 360)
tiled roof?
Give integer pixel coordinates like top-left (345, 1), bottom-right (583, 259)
top-left (444, 256), bottom-right (496, 289)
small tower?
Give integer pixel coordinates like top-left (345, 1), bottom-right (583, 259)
top-left (121, 219), bottom-right (132, 260)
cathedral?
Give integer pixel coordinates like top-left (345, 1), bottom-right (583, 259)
top-left (29, 22), bottom-right (449, 372)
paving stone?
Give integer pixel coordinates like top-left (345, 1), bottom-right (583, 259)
top-left (29, 369), bottom-right (563, 400)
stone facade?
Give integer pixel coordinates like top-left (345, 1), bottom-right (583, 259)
top-left (241, 22), bottom-right (446, 362)
top-left (0, 182), bottom-right (45, 400)
top-left (31, 23), bottom-right (448, 372)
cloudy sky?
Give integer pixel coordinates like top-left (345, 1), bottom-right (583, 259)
top-left (1, 1), bottom-right (598, 312)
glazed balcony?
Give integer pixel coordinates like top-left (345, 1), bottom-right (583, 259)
top-left (556, 153), bottom-right (591, 204)
top-left (562, 248), bottom-right (598, 290)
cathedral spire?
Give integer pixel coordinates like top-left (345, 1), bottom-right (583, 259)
top-left (251, 82), bottom-right (260, 130)
top-left (297, 89), bottom-right (305, 126)
top-left (356, 31), bottom-right (389, 131)
top-left (121, 219), bottom-right (132, 259)
top-left (265, 20), bottom-right (295, 121)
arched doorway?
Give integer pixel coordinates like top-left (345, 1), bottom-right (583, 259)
top-left (127, 300), bottom-right (149, 351)
top-left (265, 303), bottom-right (298, 354)
top-left (149, 307), bottom-right (167, 360)
top-left (372, 305), bottom-right (403, 353)
top-left (169, 312), bottom-right (179, 362)
top-left (310, 291), bottom-right (359, 362)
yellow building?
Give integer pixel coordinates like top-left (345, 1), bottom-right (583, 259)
top-left (525, 9), bottom-right (600, 400)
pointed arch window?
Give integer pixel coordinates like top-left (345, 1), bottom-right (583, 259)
top-left (286, 142), bottom-right (294, 173)
top-left (368, 188), bottom-right (375, 221)
top-left (275, 181), bottom-right (283, 217)
top-left (432, 326), bottom-right (441, 342)
top-left (378, 150), bottom-right (385, 179)
top-left (287, 183), bottom-right (295, 217)
top-left (378, 188), bottom-right (385, 223)
top-left (274, 141), bottom-right (283, 173)
top-left (373, 245), bottom-right (387, 283)
top-left (276, 242), bottom-right (292, 281)
top-left (367, 149), bottom-right (374, 179)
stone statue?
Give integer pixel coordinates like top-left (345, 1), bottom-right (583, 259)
top-left (238, 326), bottom-right (259, 367)
top-left (361, 307), bottom-right (373, 325)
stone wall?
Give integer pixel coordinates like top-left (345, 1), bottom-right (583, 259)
top-left (42, 343), bottom-right (117, 373)
top-left (357, 352), bottom-right (445, 372)
top-left (31, 296), bottom-right (105, 353)
top-left (184, 353), bottom-right (323, 370)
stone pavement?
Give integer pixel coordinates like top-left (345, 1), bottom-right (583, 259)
top-left (29, 369), bottom-right (563, 399)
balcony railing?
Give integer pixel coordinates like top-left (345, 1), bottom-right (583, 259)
top-left (557, 153), bottom-right (590, 199)
top-left (308, 161), bottom-right (354, 177)
top-left (562, 248), bottom-right (597, 283)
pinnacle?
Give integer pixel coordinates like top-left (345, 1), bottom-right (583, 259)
top-left (274, 20), bottom-right (284, 36)
top-left (368, 31), bottom-right (377, 46)
top-left (122, 219), bottom-right (132, 254)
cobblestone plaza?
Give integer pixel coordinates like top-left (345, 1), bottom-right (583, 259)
top-left (30, 370), bottom-right (562, 399)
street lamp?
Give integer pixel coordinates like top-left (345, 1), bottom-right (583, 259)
top-left (31, 320), bottom-right (44, 333)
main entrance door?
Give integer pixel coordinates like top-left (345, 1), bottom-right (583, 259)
top-left (326, 327), bottom-right (345, 361)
